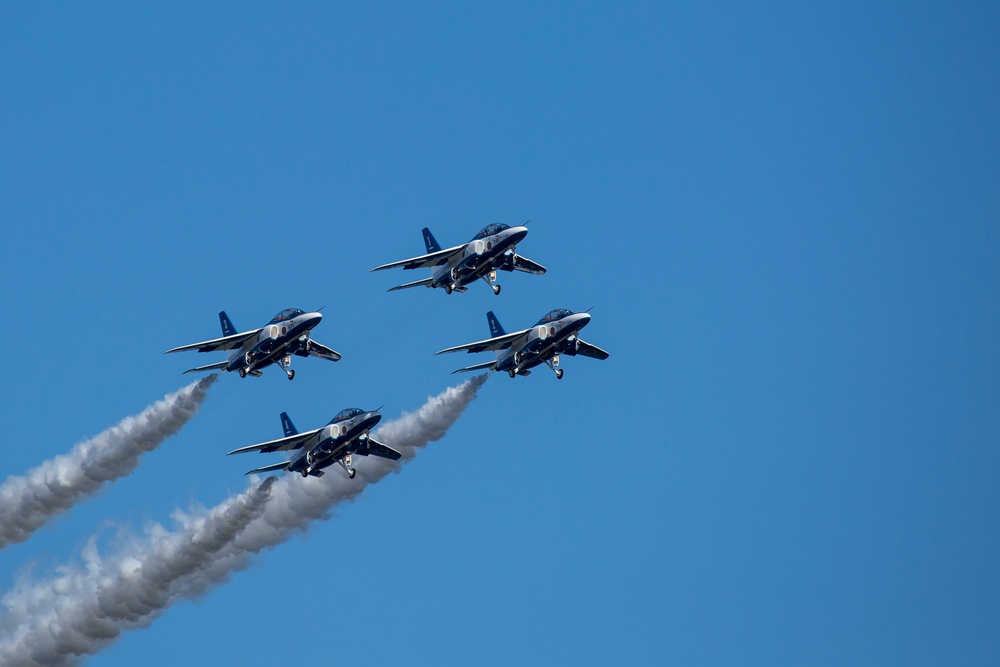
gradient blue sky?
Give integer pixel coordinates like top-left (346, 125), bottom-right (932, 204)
top-left (1, 2), bottom-right (998, 665)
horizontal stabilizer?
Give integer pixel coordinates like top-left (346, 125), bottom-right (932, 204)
top-left (182, 361), bottom-right (228, 374)
top-left (451, 360), bottom-right (498, 374)
top-left (245, 460), bottom-right (290, 476)
top-left (387, 277), bottom-right (434, 292)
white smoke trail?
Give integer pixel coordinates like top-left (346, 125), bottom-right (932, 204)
top-left (0, 375), bottom-right (486, 666)
top-left (0, 376), bottom-right (217, 550)
top-left (0, 478), bottom-right (275, 667)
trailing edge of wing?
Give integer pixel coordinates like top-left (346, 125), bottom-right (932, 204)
top-left (436, 328), bottom-right (530, 355)
top-left (387, 277), bottom-right (435, 292)
top-left (451, 360), bottom-right (498, 374)
top-left (371, 244), bottom-right (465, 272)
top-left (166, 328), bottom-right (262, 354)
top-left (182, 361), bottom-right (229, 374)
top-left (228, 428), bottom-right (323, 455)
top-left (245, 461), bottom-right (291, 476)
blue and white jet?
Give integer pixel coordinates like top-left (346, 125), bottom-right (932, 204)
top-left (228, 408), bottom-right (400, 479)
top-left (371, 223), bottom-right (546, 295)
top-left (437, 309), bottom-right (609, 379)
top-left (165, 308), bottom-right (340, 380)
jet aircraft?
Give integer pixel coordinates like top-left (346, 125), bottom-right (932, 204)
top-left (166, 309), bottom-right (340, 380)
top-left (371, 223), bottom-right (546, 295)
top-left (437, 309), bottom-right (609, 379)
top-left (229, 408), bottom-right (400, 478)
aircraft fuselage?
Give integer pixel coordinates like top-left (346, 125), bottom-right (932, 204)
top-left (431, 226), bottom-right (527, 290)
top-left (287, 411), bottom-right (382, 475)
top-left (225, 311), bottom-right (322, 375)
top-left (497, 312), bottom-right (591, 375)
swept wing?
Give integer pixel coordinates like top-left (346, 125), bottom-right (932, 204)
top-left (371, 245), bottom-right (465, 272)
top-left (355, 436), bottom-right (402, 461)
top-left (499, 254), bottom-right (547, 275)
top-left (566, 338), bottom-right (610, 360)
top-left (166, 329), bottom-right (261, 354)
top-left (293, 339), bottom-right (342, 362)
top-left (228, 428), bottom-right (323, 456)
top-left (436, 328), bottom-right (530, 355)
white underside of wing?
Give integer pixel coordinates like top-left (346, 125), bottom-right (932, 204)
top-left (371, 244), bottom-right (465, 271)
top-left (436, 328), bottom-right (530, 355)
top-left (228, 427), bottom-right (324, 455)
top-left (166, 328), bottom-right (261, 354)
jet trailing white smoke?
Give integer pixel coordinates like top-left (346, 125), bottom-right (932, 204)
top-left (0, 375), bottom-right (486, 667)
top-left (0, 376), bottom-right (217, 550)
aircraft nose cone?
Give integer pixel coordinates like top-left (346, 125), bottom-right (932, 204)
top-left (306, 312), bottom-right (323, 326)
top-left (509, 227), bottom-right (528, 244)
top-left (574, 312), bottom-right (591, 328)
top-left (366, 412), bottom-right (382, 427)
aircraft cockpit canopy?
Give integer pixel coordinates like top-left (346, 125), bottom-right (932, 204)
top-left (471, 223), bottom-right (509, 240)
top-left (536, 309), bottom-right (573, 325)
top-left (270, 308), bottom-right (304, 324)
top-left (331, 408), bottom-right (364, 423)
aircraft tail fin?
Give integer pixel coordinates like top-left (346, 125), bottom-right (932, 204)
top-left (280, 412), bottom-right (298, 437)
top-left (219, 311), bottom-right (237, 337)
top-left (487, 311), bottom-right (506, 338)
top-left (422, 227), bottom-right (442, 254)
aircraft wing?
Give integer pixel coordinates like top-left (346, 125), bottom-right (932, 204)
top-left (436, 328), bottom-right (530, 355)
top-left (293, 339), bottom-right (342, 362)
top-left (228, 427), bottom-right (323, 456)
top-left (356, 436), bottom-right (402, 461)
top-left (245, 461), bottom-right (291, 476)
top-left (566, 338), bottom-right (610, 360)
top-left (166, 329), bottom-right (261, 354)
top-left (499, 253), bottom-right (547, 275)
top-left (371, 244), bottom-right (465, 271)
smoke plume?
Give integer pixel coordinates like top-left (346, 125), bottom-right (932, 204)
top-left (0, 375), bottom-right (486, 666)
top-left (0, 376), bottom-right (217, 550)
top-left (0, 478), bottom-right (274, 666)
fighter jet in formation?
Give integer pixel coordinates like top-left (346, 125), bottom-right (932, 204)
top-left (371, 223), bottom-right (546, 295)
top-left (166, 309), bottom-right (340, 380)
top-left (437, 309), bottom-right (609, 379)
top-left (229, 408), bottom-right (400, 478)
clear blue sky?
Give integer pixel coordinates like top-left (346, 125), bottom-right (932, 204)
top-left (1, 2), bottom-right (998, 665)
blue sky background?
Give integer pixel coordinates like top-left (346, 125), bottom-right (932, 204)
top-left (1, 2), bottom-right (998, 665)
